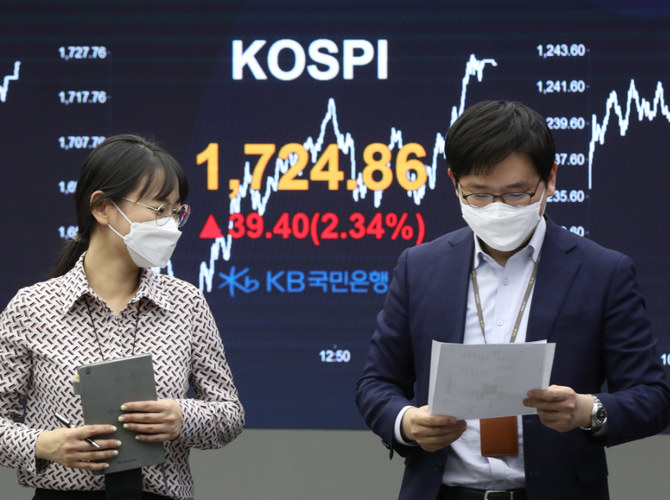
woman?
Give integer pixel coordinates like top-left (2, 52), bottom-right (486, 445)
top-left (0, 134), bottom-right (245, 499)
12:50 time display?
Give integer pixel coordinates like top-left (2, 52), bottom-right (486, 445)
top-left (319, 349), bottom-right (351, 363)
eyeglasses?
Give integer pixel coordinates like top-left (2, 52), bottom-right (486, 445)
top-left (459, 179), bottom-right (543, 207)
top-left (121, 197), bottom-right (191, 227)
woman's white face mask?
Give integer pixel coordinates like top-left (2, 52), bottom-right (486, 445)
top-left (108, 202), bottom-right (181, 268)
top-left (459, 189), bottom-right (545, 252)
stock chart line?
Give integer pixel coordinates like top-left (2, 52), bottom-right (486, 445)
top-left (589, 79), bottom-right (670, 189)
top-left (0, 61), bottom-right (21, 103)
top-left (198, 54), bottom-right (498, 292)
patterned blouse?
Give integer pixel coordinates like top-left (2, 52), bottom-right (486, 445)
top-left (0, 254), bottom-right (244, 499)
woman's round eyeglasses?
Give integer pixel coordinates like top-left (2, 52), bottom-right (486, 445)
top-left (121, 198), bottom-right (191, 227)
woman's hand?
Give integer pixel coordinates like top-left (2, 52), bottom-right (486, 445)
top-left (35, 425), bottom-right (120, 471)
top-left (118, 399), bottom-right (183, 442)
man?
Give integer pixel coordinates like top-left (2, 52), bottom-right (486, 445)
top-left (355, 100), bottom-right (670, 500)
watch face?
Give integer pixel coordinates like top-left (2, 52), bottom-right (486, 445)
top-left (595, 406), bottom-right (607, 424)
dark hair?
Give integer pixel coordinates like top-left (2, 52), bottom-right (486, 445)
top-left (52, 134), bottom-right (188, 277)
top-left (444, 100), bottom-right (555, 181)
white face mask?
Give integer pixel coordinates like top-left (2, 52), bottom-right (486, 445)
top-left (460, 195), bottom-right (544, 252)
top-left (108, 202), bottom-right (182, 268)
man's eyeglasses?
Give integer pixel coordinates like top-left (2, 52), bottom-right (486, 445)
top-left (121, 198), bottom-right (191, 227)
top-left (459, 179), bottom-right (543, 207)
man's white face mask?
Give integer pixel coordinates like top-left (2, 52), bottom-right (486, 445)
top-left (459, 188), bottom-right (545, 252)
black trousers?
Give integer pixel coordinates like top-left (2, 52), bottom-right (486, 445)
top-left (33, 489), bottom-right (170, 500)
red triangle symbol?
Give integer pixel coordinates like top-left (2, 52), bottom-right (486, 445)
top-left (199, 214), bottom-right (224, 239)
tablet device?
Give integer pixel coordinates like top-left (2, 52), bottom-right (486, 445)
top-left (74, 353), bottom-right (165, 474)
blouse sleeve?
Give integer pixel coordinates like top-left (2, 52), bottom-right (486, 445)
top-left (0, 290), bottom-right (49, 475)
top-left (174, 290), bottom-right (245, 448)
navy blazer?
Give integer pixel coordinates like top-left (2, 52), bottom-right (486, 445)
top-left (356, 218), bottom-right (670, 500)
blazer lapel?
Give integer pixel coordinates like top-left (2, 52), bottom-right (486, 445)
top-left (527, 220), bottom-right (580, 342)
top-left (437, 229), bottom-right (474, 344)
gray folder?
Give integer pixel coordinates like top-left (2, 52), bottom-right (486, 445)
top-left (74, 353), bottom-right (165, 474)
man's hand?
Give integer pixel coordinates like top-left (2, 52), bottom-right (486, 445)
top-left (401, 405), bottom-right (467, 452)
top-left (523, 385), bottom-right (593, 432)
top-left (118, 399), bottom-right (184, 442)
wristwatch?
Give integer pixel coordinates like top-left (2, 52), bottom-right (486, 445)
top-left (581, 395), bottom-right (608, 431)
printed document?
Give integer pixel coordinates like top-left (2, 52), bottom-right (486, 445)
top-left (428, 340), bottom-right (555, 419)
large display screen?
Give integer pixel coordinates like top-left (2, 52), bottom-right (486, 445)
top-left (2, 1), bottom-right (669, 428)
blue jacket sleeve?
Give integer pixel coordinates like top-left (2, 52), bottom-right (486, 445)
top-left (356, 249), bottom-right (417, 456)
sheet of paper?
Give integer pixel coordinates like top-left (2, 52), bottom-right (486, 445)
top-left (428, 341), bottom-right (555, 419)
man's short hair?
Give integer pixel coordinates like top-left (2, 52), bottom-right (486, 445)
top-left (445, 100), bottom-right (555, 181)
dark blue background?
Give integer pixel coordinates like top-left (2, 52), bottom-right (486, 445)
top-left (1, 0), bottom-right (669, 428)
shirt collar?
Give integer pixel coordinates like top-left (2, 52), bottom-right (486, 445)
top-left (60, 252), bottom-right (173, 314)
top-left (473, 216), bottom-right (547, 269)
